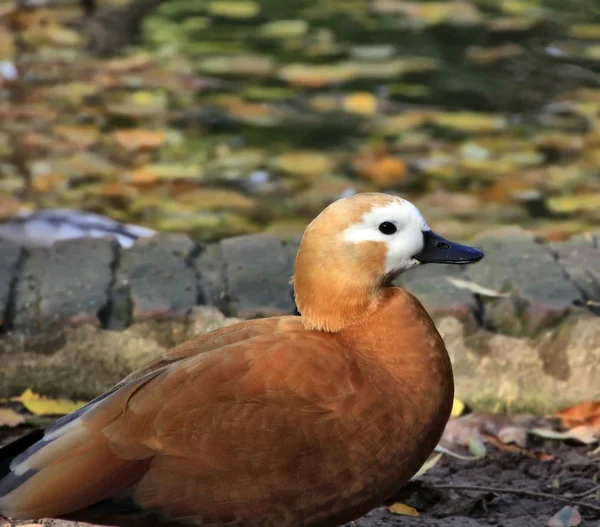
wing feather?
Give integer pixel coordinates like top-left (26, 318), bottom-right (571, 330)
top-left (0, 325), bottom-right (367, 526)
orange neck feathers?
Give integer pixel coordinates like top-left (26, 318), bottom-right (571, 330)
top-left (293, 229), bottom-right (388, 333)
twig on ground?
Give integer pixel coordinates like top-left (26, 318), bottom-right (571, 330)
top-left (432, 484), bottom-right (600, 512)
top-left (566, 484), bottom-right (600, 499)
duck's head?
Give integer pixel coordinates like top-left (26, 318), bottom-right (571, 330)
top-left (293, 192), bottom-right (483, 332)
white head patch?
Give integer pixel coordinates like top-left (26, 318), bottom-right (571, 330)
top-left (343, 199), bottom-right (430, 273)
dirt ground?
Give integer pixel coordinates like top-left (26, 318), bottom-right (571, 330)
top-left (1, 428), bottom-right (599, 527)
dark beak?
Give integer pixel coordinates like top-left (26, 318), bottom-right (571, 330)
top-left (414, 230), bottom-right (484, 264)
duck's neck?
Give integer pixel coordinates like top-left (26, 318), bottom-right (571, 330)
top-left (293, 251), bottom-right (387, 333)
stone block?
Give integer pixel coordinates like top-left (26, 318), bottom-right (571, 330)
top-left (466, 237), bottom-right (582, 336)
top-left (549, 240), bottom-right (600, 314)
top-left (0, 240), bottom-right (22, 328)
top-left (111, 234), bottom-right (199, 324)
top-left (11, 239), bottom-right (116, 336)
top-left (398, 264), bottom-right (479, 328)
top-left (220, 234), bottom-right (297, 318)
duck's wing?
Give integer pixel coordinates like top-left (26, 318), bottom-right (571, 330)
top-left (0, 330), bottom-right (360, 525)
top-left (0, 317), bottom-right (301, 480)
top-left (117, 315), bottom-right (302, 387)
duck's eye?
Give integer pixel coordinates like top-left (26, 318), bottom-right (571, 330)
top-left (378, 222), bottom-right (397, 235)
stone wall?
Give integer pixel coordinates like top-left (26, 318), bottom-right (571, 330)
top-left (1, 229), bottom-right (599, 412)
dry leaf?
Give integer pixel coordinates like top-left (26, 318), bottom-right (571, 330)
top-left (468, 437), bottom-right (487, 458)
top-left (13, 389), bottom-right (87, 416)
top-left (446, 277), bottom-right (509, 297)
top-left (386, 502), bottom-right (420, 517)
top-left (451, 398), bottom-right (466, 417)
top-left (434, 444), bottom-right (481, 460)
top-left (442, 413), bottom-right (525, 450)
top-left (529, 425), bottom-right (600, 445)
top-left (413, 452), bottom-right (442, 478)
top-left (547, 505), bottom-right (582, 527)
top-left (0, 407), bottom-right (25, 427)
top-left (556, 401), bottom-right (600, 429)
top-left (482, 432), bottom-right (554, 461)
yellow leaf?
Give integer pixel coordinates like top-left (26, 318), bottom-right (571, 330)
top-left (413, 452), bottom-right (442, 478)
top-left (0, 408), bottom-right (26, 427)
top-left (386, 502), bottom-right (420, 517)
top-left (343, 92), bottom-right (377, 116)
top-left (13, 389), bottom-right (87, 416)
top-left (446, 277), bottom-right (509, 298)
top-left (451, 397), bottom-right (466, 417)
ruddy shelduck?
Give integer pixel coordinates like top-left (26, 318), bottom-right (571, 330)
top-left (0, 192), bottom-right (483, 527)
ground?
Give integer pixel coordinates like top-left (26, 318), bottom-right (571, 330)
top-left (1, 427), bottom-right (598, 527)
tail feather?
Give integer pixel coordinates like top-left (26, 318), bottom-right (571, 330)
top-left (0, 433), bottom-right (150, 519)
top-left (0, 371), bottom-right (161, 521)
top-left (0, 429), bottom-right (45, 482)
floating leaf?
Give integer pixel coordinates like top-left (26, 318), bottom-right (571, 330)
top-left (446, 277), bottom-right (509, 298)
top-left (113, 129), bottom-right (167, 152)
top-left (273, 151), bottom-right (336, 180)
top-left (342, 92), bottom-right (377, 116)
top-left (0, 408), bottom-right (26, 427)
top-left (354, 154), bottom-right (407, 186)
top-left (13, 389), bottom-right (87, 417)
top-left (279, 64), bottom-right (357, 88)
top-left (431, 112), bottom-right (507, 133)
top-left (386, 502), bottom-right (420, 517)
top-left (198, 55), bottom-right (274, 77)
top-left (258, 20), bottom-right (308, 39)
top-left (208, 1), bottom-right (260, 18)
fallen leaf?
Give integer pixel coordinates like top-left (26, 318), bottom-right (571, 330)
top-left (0, 407), bottom-right (25, 427)
top-left (434, 444), bottom-right (481, 460)
top-left (413, 452), bottom-right (442, 478)
top-left (557, 401), bottom-right (600, 429)
top-left (446, 277), bottom-right (509, 297)
top-left (468, 437), bottom-right (487, 458)
top-left (13, 389), bottom-right (87, 417)
top-left (451, 398), bottom-right (466, 417)
top-left (386, 502), bottom-right (420, 517)
top-left (529, 426), bottom-right (600, 445)
top-left (547, 505), bottom-right (582, 527)
top-left (442, 413), bottom-right (525, 450)
top-left (482, 433), bottom-right (554, 461)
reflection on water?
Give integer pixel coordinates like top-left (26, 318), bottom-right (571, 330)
top-left (1, 0), bottom-right (600, 243)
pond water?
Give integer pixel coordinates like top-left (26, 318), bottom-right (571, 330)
top-left (2, 0), bottom-right (600, 243)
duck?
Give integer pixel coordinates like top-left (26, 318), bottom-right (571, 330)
top-left (0, 192), bottom-right (483, 527)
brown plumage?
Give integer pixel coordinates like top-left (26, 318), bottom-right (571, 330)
top-left (0, 193), bottom-right (483, 526)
